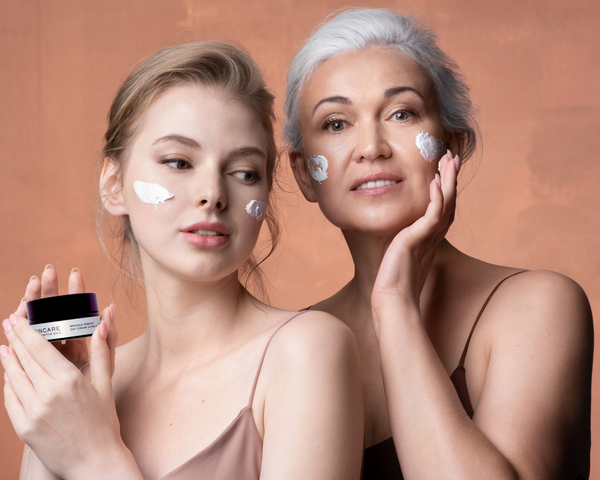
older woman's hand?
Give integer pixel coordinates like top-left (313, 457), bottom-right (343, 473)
top-left (371, 150), bottom-right (459, 335)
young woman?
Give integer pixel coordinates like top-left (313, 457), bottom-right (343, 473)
top-left (285, 9), bottom-right (593, 479)
top-left (1, 41), bottom-right (364, 480)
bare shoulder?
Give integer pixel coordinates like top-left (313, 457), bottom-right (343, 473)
top-left (485, 269), bottom-right (593, 338)
top-left (265, 309), bottom-right (358, 365)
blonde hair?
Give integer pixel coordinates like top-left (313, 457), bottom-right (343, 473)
top-left (97, 42), bottom-right (279, 299)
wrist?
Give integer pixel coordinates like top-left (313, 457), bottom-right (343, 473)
top-left (67, 441), bottom-right (142, 480)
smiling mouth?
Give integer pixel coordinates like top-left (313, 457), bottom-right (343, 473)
top-left (354, 180), bottom-right (398, 190)
top-left (191, 230), bottom-right (225, 236)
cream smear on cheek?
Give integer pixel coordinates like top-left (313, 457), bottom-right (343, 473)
top-left (307, 155), bottom-right (328, 183)
top-left (133, 181), bottom-right (174, 210)
top-left (245, 200), bottom-right (267, 221)
top-left (415, 132), bottom-right (445, 163)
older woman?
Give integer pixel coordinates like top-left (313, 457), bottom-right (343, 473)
top-left (285, 9), bottom-right (592, 479)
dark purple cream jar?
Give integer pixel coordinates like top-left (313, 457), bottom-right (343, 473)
top-left (26, 293), bottom-right (100, 342)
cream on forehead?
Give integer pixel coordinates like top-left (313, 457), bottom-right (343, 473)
top-left (133, 181), bottom-right (174, 209)
top-left (307, 155), bottom-right (328, 183)
top-left (245, 200), bottom-right (267, 221)
top-left (415, 132), bottom-right (445, 162)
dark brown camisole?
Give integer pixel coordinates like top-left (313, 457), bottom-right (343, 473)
top-left (362, 271), bottom-right (527, 480)
top-left (160, 311), bottom-right (308, 480)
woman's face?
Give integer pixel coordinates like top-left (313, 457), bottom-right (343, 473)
top-left (292, 47), bottom-right (451, 237)
top-left (103, 84), bottom-right (269, 282)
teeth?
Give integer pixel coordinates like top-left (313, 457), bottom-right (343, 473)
top-left (192, 230), bottom-right (221, 236)
top-left (355, 180), bottom-right (397, 190)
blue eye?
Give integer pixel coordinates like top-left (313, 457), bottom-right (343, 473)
top-left (163, 159), bottom-right (190, 170)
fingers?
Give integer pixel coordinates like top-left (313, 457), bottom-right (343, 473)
top-left (40, 265), bottom-right (59, 298)
top-left (15, 276), bottom-right (42, 318)
top-left (3, 366), bottom-right (27, 430)
top-left (89, 306), bottom-right (116, 398)
top-left (1, 344), bottom-right (36, 413)
top-left (68, 268), bottom-right (86, 295)
top-left (3, 314), bottom-right (74, 383)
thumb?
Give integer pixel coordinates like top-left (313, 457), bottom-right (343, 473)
top-left (89, 310), bottom-right (114, 398)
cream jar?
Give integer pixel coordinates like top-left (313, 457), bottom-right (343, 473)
top-left (26, 293), bottom-right (100, 342)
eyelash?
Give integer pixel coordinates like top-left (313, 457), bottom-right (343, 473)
top-left (233, 171), bottom-right (261, 184)
top-left (162, 159), bottom-right (191, 170)
top-left (322, 117), bottom-right (346, 132)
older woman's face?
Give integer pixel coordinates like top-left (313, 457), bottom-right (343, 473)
top-left (293, 47), bottom-right (449, 236)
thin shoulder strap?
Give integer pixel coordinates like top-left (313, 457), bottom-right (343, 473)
top-left (247, 311), bottom-right (309, 406)
top-left (456, 271), bottom-right (527, 369)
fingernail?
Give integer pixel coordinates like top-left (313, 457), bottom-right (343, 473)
top-left (0, 345), bottom-right (8, 358)
top-left (99, 321), bottom-right (108, 339)
top-left (454, 155), bottom-right (461, 174)
top-left (435, 173), bottom-right (441, 188)
top-left (71, 267), bottom-right (80, 274)
top-left (29, 275), bottom-right (38, 282)
top-left (447, 148), bottom-right (452, 158)
top-left (45, 264), bottom-right (54, 270)
top-left (2, 319), bottom-right (12, 333)
top-left (9, 314), bottom-right (18, 326)
top-left (110, 304), bottom-right (116, 323)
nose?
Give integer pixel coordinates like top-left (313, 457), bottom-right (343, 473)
top-left (354, 121), bottom-right (392, 162)
top-left (195, 167), bottom-right (227, 211)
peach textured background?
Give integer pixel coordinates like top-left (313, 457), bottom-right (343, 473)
top-left (1, 0), bottom-right (599, 477)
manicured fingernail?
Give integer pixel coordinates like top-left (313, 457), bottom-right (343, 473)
top-left (454, 155), bottom-right (461, 173)
top-left (447, 149), bottom-right (452, 158)
top-left (9, 314), bottom-right (18, 326)
top-left (0, 345), bottom-right (8, 358)
top-left (29, 275), bottom-right (38, 282)
top-left (2, 319), bottom-right (12, 333)
top-left (45, 264), bottom-right (54, 270)
top-left (435, 173), bottom-right (441, 188)
top-left (110, 304), bottom-right (116, 323)
top-left (71, 267), bottom-right (80, 274)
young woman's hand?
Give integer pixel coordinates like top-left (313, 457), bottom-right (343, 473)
top-left (1, 306), bottom-right (135, 478)
top-left (15, 266), bottom-right (90, 371)
top-left (371, 151), bottom-right (459, 335)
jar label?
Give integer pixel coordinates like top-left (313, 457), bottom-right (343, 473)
top-left (30, 316), bottom-right (101, 341)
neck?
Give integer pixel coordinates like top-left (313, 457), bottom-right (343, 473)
top-left (341, 230), bottom-right (452, 313)
top-left (135, 256), bottom-right (257, 372)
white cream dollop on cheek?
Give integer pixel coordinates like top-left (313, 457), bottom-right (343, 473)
top-left (245, 200), bottom-right (267, 221)
top-left (307, 155), bottom-right (328, 183)
top-left (415, 132), bottom-right (445, 162)
top-left (133, 181), bottom-right (174, 210)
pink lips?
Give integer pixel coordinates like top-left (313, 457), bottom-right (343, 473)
top-left (181, 221), bottom-right (231, 248)
top-left (350, 173), bottom-right (403, 196)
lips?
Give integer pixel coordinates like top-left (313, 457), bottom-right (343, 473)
top-left (181, 221), bottom-right (231, 248)
top-left (350, 173), bottom-right (403, 195)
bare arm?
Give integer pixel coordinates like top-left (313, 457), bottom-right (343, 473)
top-left (372, 155), bottom-right (593, 478)
top-left (258, 312), bottom-right (364, 480)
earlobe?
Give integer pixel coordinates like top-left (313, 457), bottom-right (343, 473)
top-left (100, 158), bottom-right (128, 216)
top-left (289, 151), bottom-right (318, 203)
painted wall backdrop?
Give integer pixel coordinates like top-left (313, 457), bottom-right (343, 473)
top-left (1, 0), bottom-right (598, 476)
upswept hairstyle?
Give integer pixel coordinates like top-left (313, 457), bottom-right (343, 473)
top-left (284, 8), bottom-right (477, 161)
top-left (98, 42), bottom-right (279, 295)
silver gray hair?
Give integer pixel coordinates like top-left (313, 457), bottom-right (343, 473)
top-left (284, 8), bottom-right (477, 161)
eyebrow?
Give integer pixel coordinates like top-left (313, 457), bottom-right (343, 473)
top-left (152, 134), bottom-right (201, 149)
top-left (228, 146), bottom-right (267, 160)
top-left (384, 86), bottom-right (426, 101)
top-left (311, 96), bottom-right (351, 117)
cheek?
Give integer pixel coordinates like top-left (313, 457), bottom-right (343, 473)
top-left (415, 132), bottom-right (445, 163)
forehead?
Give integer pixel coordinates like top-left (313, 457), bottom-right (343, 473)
top-left (301, 47), bottom-right (434, 109)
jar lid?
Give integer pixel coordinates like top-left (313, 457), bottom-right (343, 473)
top-left (26, 293), bottom-right (99, 324)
